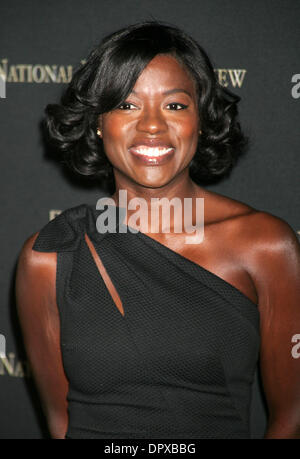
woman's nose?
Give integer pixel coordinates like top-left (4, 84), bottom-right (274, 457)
top-left (136, 107), bottom-right (168, 134)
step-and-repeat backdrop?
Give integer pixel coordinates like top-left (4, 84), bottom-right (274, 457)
top-left (1, 0), bottom-right (299, 438)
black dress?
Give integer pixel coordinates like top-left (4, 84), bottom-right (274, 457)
top-left (32, 203), bottom-right (260, 439)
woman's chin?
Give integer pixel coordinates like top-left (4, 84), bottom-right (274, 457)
top-left (131, 173), bottom-right (175, 189)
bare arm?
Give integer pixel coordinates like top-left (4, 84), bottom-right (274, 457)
top-left (15, 232), bottom-right (69, 439)
top-left (248, 213), bottom-right (300, 438)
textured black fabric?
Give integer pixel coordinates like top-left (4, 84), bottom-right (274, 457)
top-left (32, 203), bottom-right (260, 439)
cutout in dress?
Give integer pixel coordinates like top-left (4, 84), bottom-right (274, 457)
top-left (84, 233), bottom-right (125, 317)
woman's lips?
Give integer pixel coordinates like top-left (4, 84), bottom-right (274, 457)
top-left (128, 146), bottom-right (175, 165)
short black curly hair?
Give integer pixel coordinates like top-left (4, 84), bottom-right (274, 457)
top-left (44, 20), bottom-right (249, 192)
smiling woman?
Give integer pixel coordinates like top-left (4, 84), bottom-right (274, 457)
top-left (97, 54), bottom-right (200, 190)
top-left (15, 20), bottom-right (300, 440)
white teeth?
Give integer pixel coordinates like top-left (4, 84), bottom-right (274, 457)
top-left (132, 147), bottom-right (174, 157)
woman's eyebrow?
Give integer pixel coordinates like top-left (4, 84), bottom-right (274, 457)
top-left (131, 88), bottom-right (192, 97)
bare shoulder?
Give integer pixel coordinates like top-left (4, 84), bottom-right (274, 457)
top-left (203, 188), bottom-right (298, 245)
top-left (233, 209), bottom-right (300, 299)
top-left (202, 188), bottom-right (300, 268)
top-left (236, 209), bottom-right (300, 253)
top-left (17, 231), bottom-right (57, 269)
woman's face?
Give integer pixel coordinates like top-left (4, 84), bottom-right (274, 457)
top-left (98, 54), bottom-right (200, 189)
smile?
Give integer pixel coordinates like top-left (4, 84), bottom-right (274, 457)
top-left (128, 146), bottom-right (175, 165)
top-left (129, 146), bottom-right (175, 157)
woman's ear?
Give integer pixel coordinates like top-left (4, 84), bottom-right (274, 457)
top-left (97, 115), bottom-right (103, 138)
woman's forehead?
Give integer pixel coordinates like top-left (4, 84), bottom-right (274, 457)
top-left (131, 54), bottom-right (197, 95)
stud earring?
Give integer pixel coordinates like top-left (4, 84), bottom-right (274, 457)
top-left (199, 130), bottom-right (202, 135)
top-left (97, 129), bottom-right (102, 137)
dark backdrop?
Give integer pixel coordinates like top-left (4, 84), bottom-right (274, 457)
top-left (0, 0), bottom-right (299, 439)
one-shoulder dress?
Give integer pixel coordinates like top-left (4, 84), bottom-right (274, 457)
top-left (32, 203), bottom-right (260, 439)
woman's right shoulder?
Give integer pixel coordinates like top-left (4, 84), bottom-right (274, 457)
top-left (16, 202), bottom-right (89, 284)
top-left (30, 203), bottom-right (91, 254)
top-left (17, 200), bottom-right (100, 272)
top-left (20, 230), bottom-right (56, 258)
top-left (15, 203), bottom-right (92, 318)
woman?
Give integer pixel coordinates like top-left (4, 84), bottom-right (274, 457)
top-left (15, 21), bottom-right (300, 439)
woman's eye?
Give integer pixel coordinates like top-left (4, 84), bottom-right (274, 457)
top-left (117, 102), bottom-right (188, 111)
top-left (117, 102), bottom-right (136, 110)
top-left (167, 103), bottom-right (188, 110)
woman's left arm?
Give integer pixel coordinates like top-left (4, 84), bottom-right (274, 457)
top-left (249, 212), bottom-right (300, 438)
